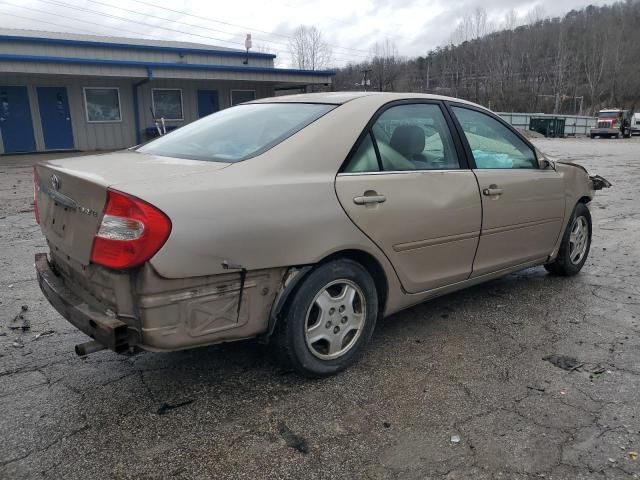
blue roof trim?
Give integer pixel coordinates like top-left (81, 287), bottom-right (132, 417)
top-left (0, 34), bottom-right (277, 59)
top-left (0, 53), bottom-right (336, 77)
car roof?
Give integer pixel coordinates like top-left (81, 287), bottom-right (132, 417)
top-left (250, 91), bottom-right (488, 110)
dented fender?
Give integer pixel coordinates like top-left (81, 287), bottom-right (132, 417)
top-left (262, 265), bottom-right (314, 342)
top-left (590, 175), bottom-right (612, 191)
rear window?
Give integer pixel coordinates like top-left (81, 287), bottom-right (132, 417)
top-left (137, 103), bottom-right (335, 162)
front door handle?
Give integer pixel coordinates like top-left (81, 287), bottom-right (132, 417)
top-left (482, 185), bottom-right (504, 196)
top-left (353, 194), bottom-right (386, 205)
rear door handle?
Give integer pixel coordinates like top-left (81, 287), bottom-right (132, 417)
top-left (482, 185), bottom-right (504, 196)
top-left (353, 194), bottom-right (386, 205)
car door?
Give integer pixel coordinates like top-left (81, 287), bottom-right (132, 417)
top-left (335, 102), bottom-right (482, 294)
top-left (449, 104), bottom-right (565, 276)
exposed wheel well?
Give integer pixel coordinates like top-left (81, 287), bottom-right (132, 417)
top-left (319, 250), bottom-right (389, 315)
top-left (578, 196), bottom-right (592, 205)
top-left (266, 249), bottom-right (389, 341)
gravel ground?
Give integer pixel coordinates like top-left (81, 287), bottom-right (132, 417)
top-left (1, 138), bottom-right (639, 479)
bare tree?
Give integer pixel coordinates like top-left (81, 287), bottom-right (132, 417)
top-left (579, 8), bottom-right (607, 110)
top-left (525, 5), bottom-right (546, 25)
top-left (333, 1), bottom-right (640, 113)
top-left (254, 43), bottom-right (283, 67)
top-left (288, 25), bottom-right (332, 70)
top-left (370, 39), bottom-right (403, 92)
top-left (503, 9), bottom-right (518, 30)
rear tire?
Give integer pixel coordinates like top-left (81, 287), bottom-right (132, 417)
top-left (273, 259), bottom-right (378, 377)
top-left (544, 203), bottom-right (592, 276)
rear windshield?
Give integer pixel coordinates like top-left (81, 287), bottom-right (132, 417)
top-left (137, 103), bottom-right (335, 162)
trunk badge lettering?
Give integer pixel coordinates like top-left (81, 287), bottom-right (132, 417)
top-left (50, 174), bottom-right (61, 191)
top-left (78, 206), bottom-right (98, 217)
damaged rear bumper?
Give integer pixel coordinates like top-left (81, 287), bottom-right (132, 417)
top-left (35, 253), bottom-right (130, 353)
top-left (36, 252), bottom-right (289, 354)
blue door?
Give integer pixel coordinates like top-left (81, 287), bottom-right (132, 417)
top-left (0, 86), bottom-right (36, 153)
top-left (37, 87), bottom-right (74, 150)
top-left (197, 90), bottom-right (219, 118)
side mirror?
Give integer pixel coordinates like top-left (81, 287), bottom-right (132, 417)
top-left (538, 157), bottom-right (555, 170)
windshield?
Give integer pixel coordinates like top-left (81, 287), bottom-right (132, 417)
top-left (138, 103), bottom-right (335, 162)
top-left (598, 112), bottom-right (621, 119)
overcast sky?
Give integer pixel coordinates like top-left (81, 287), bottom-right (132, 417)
top-left (0, 0), bottom-right (611, 67)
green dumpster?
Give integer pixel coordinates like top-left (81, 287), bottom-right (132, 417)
top-left (529, 117), bottom-right (566, 138)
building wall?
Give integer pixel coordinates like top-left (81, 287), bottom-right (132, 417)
top-left (0, 74), bottom-right (277, 153)
top-left (135, 79), bottom-right (275, 134)
top-left (0, 74), bottom-right (137, 152)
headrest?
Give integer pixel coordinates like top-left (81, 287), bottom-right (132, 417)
top-left (390, 125), bottom-right (425, 157)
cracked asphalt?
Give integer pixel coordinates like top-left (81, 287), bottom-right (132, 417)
top-left (1, 138), bottom-right (639, 479)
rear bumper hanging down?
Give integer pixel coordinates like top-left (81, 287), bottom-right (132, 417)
top-left (35, 253), bottom-right (130, 354)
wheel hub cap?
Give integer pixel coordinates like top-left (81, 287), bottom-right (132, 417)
top-left (304, 279), bottom-right (366, 360)
top-left (569, 216), bottom-right (589, 265)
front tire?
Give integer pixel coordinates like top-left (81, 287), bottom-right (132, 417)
top-left (545, 203), bottom-right (592, 276)
top-left (273, 259), bottom-right (378, 377)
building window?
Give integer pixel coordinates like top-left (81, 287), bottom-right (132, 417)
top-left (231, 90), bottom-right (256, 106)
top-left (84, 87), bottom-right (121, 122)
top-left (152, 89), bottom-right (183, 120)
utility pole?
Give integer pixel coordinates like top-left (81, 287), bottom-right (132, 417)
top-left (360, 69), bottom-right (371, 92)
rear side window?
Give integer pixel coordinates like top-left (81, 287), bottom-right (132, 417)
top-left (345, 134), bottom-right (380, 173)
top-left (452, 107), bottom-right (537, 169)
top-left (344, 103), bottom-right (460, 173)
top-left (138, 103), bottom-right (335, 163)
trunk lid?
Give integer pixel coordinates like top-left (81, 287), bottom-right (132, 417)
top-left (36, 150), bottom-right (229, 265)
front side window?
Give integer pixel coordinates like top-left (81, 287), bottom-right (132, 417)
top-left (84, 88), bottom-right (121, 122)
top-left (452, 106), bottom-right (537, 169)
top-left (152, 89), bottom-right (183, 120)
top-left (231, 90), bottom-right (256, 106)
top-left (138, 103), bottom-right (334, 163)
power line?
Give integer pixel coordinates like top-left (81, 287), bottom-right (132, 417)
top-left (0, 5), bottom-right (166, 40)
top-left (85, 0), bottom-right (291, 50)
top-left (14, 0), bottom-right (266, 51)
top-left (0, 10), bottom-right (152, 38)
top-left (107, 0), bottom-right (372, 56)
top-left (14, 0), bottom-right (364, 64)
top-left (0, 1), bottom-right (363, 66)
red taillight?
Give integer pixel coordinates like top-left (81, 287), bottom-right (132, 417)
top-left (90, 189), bottom-right (171, 269)
top-left (33, 166), bottom-right (40, 224)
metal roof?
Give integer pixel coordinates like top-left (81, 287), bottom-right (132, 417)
top-left (0, 28), bottom-right (276, 59)
top-left (0, 53), bottom-right (335, 77)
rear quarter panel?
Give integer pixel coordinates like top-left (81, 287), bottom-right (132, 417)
top-left (111, 97), bottom-right (406, 314)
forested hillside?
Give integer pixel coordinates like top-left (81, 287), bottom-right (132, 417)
top-left (333, 1), bottom-right (640, 114)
